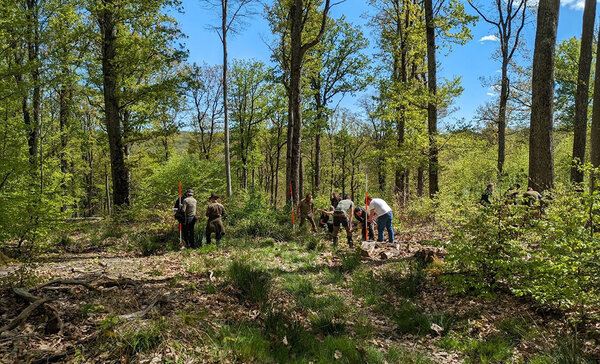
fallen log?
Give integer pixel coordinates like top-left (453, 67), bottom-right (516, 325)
top-left (379, 249), bottom-right (401, 260)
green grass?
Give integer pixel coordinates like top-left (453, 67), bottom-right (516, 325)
top-left (227, 260), bottom-right (271, 305)
top-left (465, 335), bottom-right (513, 364)
top-left (283, 275), bottom-right (315, 299)
top-left (121, 319), bottom-right (166, 354)
top-left (351, 268), bottom-right (387, 305)
top-left (391, 301), bottom-right (431, 336)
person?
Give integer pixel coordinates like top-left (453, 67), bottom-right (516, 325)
top-left (480, 183), bottom-right (494, 206)
top-left (523, 187), bottom-right (542, 206)
top-left (367, 196), bottom-right (394, 244)
top-left (506, 183), bottom-right (521, 204)
top-left (205, 193), bottom-right (225, 246)
top-left (331, 194), bottom-right (354, 248)
top-left (330, 192), bottom-right (340, 209)
top-left (297, 194), bottom-right (317, 232)
top-left (354, 206), bottom-right (375, 241)
top-left (180, 189), bottom-right (197, 248)
top-left (318, 206), bottom-right (334, 234)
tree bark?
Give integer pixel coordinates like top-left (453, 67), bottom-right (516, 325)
top-left (424, 0), bottom-right (439, 197)
top-left (528, 0), bottom-right (559, 192)
top-left (498, 61), bottom-right (509, 175)
top-left (570, 0), bottom-right (596, 184)
top-left (99, 2), bottom-right (129, 206)
top-left (590, 24), bottom-right (600, 185)
top-left (222, 0), bottom-right (232, 197)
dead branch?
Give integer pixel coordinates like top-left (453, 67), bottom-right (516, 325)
top-left (118, 295), bottom-right (173, 320)
top-left (12, 287), bottom-right (63, 334)
top-left (0, 297), bottom-right (49, 333)
top-left (35, 279), bottom-right (99, 292)
top-left (93, 277), bottom-right (137, 288)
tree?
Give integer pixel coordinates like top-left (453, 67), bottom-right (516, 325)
top-left (203, 0), bottom-right (256, 198)
top-left (286, 0), bottom-right (335, 204)
top-left (467, 0), bottom-right (529, 176)
top-left (308, 17), bottom-right (369, 196)
top-left (89, 0), bottom-right (186, 207)
top-left (424, 0), bottom-right (439, 197)
top-left (591, 26), bottom-right (600, 182)
top-left (185, 63), bottom-right (224, 160)
top-left (229, 59), bottom-right (270, 189)
top-left (528, 0), bottom-right (559, 191)
top-left (570, 0), bottom-right (596, 184)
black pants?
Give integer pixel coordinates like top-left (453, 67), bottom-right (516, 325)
top-left (183, 216), bottom-right (196, 248)
top-left (360, 220), bottom-right (375, 241)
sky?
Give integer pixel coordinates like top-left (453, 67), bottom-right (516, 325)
top-left (173, 0), bottom-right (595, 127)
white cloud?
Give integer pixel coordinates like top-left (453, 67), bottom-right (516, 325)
top-left (561, 0), bottom-right (594, 10)
top-left (479, 35), bottom-right (500, 42)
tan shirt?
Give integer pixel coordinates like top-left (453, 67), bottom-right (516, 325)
top-left (181, 197), bottom-right (197, 217)
top-left (298, 199), bottom-right (314, 216)
top-left (206, 202), bottom-right (225, 220)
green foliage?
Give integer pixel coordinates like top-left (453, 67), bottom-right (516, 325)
top-left (465, 335), bottom-right (513, 364)
top-left (339, 248), bottom-right (362, 273)
top-left (227, 260), bottom-right (272, 305)
top-left (121, 319), bottom-right (166, 355)
top-left (444, 200), bottom-right (532, 295)
top-left (391, 301), bottom-right (431, 336)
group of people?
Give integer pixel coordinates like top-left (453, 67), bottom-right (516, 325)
top-left (295, 192), bottom-right (395, 248)
top-left (480, 183), bottom-right (543, 206)
top-left (174, 190), bottom-right (226, 248)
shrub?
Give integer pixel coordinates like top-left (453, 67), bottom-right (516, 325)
top-left (228, 260), bottom-right (271, 305)
top-left (444, 200), bottom-right (532, 295)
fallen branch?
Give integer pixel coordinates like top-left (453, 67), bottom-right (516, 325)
top-left (35, 279), bottom-right (99, 292)
top-left (119, 295), bottom-right (173, 320)
top-left (0, 297), bottom-right (49, 332)
top-left (94, 277), bottom-right (137, 288)
top-left (12, 287), bottom-right (63, 334)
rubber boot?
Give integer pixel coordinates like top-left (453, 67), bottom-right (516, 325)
top-left (347, 236), bottom-right (354, 249)
top-left (205, 234), bottom-right (211, 246)
top-left (333, 236), bottom-right (338, 247)
top-left (216, 233), bottom-right (223, 247)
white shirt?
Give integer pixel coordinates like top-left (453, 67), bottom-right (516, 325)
top-left (368, 198), bottom-right (392, 217)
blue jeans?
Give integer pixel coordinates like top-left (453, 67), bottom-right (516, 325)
top-left (376, 212), bottom-right (394, 244)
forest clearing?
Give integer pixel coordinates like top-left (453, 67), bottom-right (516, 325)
top-left (3, 0), bottom-right (600, 362)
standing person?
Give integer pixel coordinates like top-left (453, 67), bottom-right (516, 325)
top-left (181, 189), bottom-right (198, 248)
top-left (332, 194), bottom-right (354, 248)
top-left (330, 192), bottom-right (340, 209)
top-left (173, 195), bottom-right (186, 225)
top-left (480, 183), bottom-right (495, 206)
top-left (367, 196), bottom-right (394, 244)
top-left (205, 193), bottom-right (225, 246)
top-left (297, 194), bottom-right (317, 232)
top-left (354, 206), bottom-right (374, 241)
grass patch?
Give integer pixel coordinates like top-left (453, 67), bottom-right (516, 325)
top-left (498, 316), bottom-right (531, 344)
top-left (283, 275), bottom-right (314, 299)
top-left (392, 301), bottom-right (431, 336)
top-left (121, 319), bottom-right (166, 354)
top-left (465, 335), bottom-right (513, 364)
top-left (228, 260), bottom-right (271, 305)
top-left (351, 268), bottom-right (387, 305)
top-left (340, 249), bottom-right (362, 274)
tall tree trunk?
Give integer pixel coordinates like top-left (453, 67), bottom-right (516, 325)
top-left (571, 0), bottom-right (596, 184)
top-left (315, 120), bottom-right (322, 195)
top-left (498, 60), bottom-right (509, 176)
top-left (529, 0), bottom-right (559, 192)
top-left (100, 3), bottom-right (129, 206)
top-left (417, 166), bottom-right (424, 197)
top-left (222, 0), bottom-right (233, 197)
top-left (25, 0), bottom-right (40, 167)
top-left (289, 32), bottom-right (302, 204)
top-left (424, 0), bottom-right (439, 197)
top-left (590, 24), bottom-right (600, 187)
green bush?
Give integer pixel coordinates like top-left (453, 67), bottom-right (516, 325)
top-left (444, 200), bottom-right (532, 295)
top-left (227, 260), bottom-right (271, 305)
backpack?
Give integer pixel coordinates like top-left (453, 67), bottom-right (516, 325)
top-left (174, 197), bottom-right (185, 223)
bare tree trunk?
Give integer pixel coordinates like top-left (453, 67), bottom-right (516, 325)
top-left (571, 0), bottom-right (596, 184)
top-left (498, 61), bottom-right (509, 175)
top-left (417, 166), bottom-right (424, 197)
top-left (529, 0), bottom-right (559, 192)
top-left (590, 25), bottom-right (600, 188)
top-left (222, 0), bottom-right (232, 197)
top-left (424, 0), bottom-right (439, 197)
top-left (315, 127), bottom-right (322, 195)
top-left (99, 2), bottom-right (129, 206)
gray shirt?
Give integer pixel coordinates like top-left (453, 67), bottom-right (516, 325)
top-left (334, 199), bottom-right (354, 217)
top-left (181, 197), bottom-right (197, 217)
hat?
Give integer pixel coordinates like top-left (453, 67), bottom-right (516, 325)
top-left (208, 193), bottom-right (220, 201)
top-left (186, 189), bottom-right (194, 196)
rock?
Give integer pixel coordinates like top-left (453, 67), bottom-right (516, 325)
top-left (430, 323), bottom-right (444, 336)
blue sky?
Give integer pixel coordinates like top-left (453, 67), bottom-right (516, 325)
top-left (173, 0), bottom-right (594, 126)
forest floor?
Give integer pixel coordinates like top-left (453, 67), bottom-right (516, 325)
top-left (0, 219), bottom-right (597, 363)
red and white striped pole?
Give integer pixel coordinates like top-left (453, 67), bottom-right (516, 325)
top-left (365, 173), bottom-right (368, 241)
